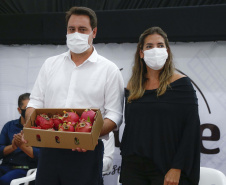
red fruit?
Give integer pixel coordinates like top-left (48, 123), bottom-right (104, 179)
top-left (52, 114), bottom-right (63, 130)
top-left (75, 119), bottom-right (92, 133)
top-left (58, 122), bottom-right (75, 132)
top-left (62, 110), bottom-right (80, 126)
top-left (80, 109), bottom-right (96, 124)
top-left (31, 126), bottom-right (41, 129)
top-left (37, 114), bottom-right (54, 129)
top-left (35, 114), bottom-right (48, 127)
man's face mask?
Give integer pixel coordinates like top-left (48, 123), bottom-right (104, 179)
top-left (66, 31), bottom-right (93, 54)
top-left (21, 108), bottom-right (26, 119)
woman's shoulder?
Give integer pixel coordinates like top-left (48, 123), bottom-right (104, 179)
top-left (169, 73), bottom-right (193, 85)
top-left (169, 73), bottom-right (198, 104)
top-left (170, 73), bottom-right (186, 83)
top-left (168, 73), bottom-right (196, 94)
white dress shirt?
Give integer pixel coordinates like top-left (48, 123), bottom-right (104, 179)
top-left (27, 48), bottom-right (124, 134)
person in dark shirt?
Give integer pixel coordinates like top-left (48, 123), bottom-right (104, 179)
top-left (120, 27), bottom-right (200, 185)
top-left (0, 93), bottom-right (39, 185)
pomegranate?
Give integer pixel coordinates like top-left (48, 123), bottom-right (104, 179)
top-left (58, 122), bottom-right (75, 132)
top-left (75, 119), bottom-right (92, 133)
top-left (62, 110), bottom-right (79, 126)
top-left (80, 109), bottom-right (96, 124)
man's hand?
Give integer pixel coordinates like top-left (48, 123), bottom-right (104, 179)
top-left (11, 138), bottom-right (17, 150)
top-left (164, 168), bottom-right (181, 185)
top-left (13, 133), bottom-right (24, 148)
top-left (71, 140), bottom-right (99, 152)
top-left (20, 130), bottom-right (28, 144)
top-left (3, 138), bottom-right (18, 156)
top-left (72, 148), bottom-right (87, 152)
top-left (13, 131), bottom-right (34, 158)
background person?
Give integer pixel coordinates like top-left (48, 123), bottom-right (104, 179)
top-left (0, 93), bottom-right (39, 185)
top-left (25, 6), bottom-right (124, 185)
top-left (120, 27), bottom-right (200, 185)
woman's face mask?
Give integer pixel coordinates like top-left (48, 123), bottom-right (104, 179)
top-left (66, 31), bottom-right (93, 54)
top-left (143, 48), bottom-right (168, 70)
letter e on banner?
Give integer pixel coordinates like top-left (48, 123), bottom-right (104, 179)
top-left (200, 123), bottom-right (220, 154)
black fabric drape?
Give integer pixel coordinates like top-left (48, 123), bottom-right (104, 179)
top-left (0, 0), bottom-right (118, 14)
top-left (0, 0), bottom-right (226, 14)
top-left (0, 5), bottom-right (226, 44)
top-left (117, 0), bottom-right (226, 9)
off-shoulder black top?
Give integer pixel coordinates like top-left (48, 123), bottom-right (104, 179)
top-left (121, 77), bottom-right (200, 185)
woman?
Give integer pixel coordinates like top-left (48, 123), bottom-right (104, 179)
top-left (120, 27), bottom-right (200, 185)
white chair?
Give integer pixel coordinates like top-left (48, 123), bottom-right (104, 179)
top-left (10, 168), bottom-right (37, 185)
top-left (199, 167), bottom-right (226, 185)
top-left (117, 174), bottom-right (121, 185)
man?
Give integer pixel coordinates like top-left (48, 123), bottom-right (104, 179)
top-left (0, 93), bottom-right (39, 185)
top-left (25, 6), bottom-right (124, 185)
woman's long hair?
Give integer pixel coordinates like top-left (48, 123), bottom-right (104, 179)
top-left (127, 27), bottom-right (174, 102)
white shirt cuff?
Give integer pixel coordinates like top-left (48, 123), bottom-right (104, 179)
top-left (104, 111), bottom-right (122, 131)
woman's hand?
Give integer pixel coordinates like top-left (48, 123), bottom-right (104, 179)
top-left (164, 168), bottom-right (181, 185)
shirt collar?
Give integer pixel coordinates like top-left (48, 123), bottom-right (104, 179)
top-left (65, 46), bottom-right (98, 64)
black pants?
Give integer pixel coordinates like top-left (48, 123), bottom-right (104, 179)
top-left (120, 155), bottom-right (191, 185)
top-left (35, 140), bottom-right (104, 185)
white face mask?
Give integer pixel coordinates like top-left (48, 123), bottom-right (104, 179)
top-left (66, 31), bottom-right (93, 54)
top-left (143, 48), bottom-right (168, 70)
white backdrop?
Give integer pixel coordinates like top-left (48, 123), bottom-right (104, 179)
top-left (0, 42), bottom-right (226, 184)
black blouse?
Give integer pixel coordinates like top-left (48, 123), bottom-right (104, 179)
top-left (121, 77), bottom-right (200, 185)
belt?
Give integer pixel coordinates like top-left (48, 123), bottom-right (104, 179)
top-left (12, 166), bottom-right (29, 169)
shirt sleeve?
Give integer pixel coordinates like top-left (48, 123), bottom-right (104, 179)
top-left (0, 123), bottom-right (10, 159)
top-left (104, 68), bottom-right (124, 130)
top-left (171, 104), bottom-right (200, 184)
top-left (32, 147), bottom-right (40, 160)
top-left (27, 61), bottom-right (48, 109)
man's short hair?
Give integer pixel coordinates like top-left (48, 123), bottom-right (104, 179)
top-left (65, 6), bottom-right (97, 29)
top-left (18, 93), bottom-right (30, 108)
